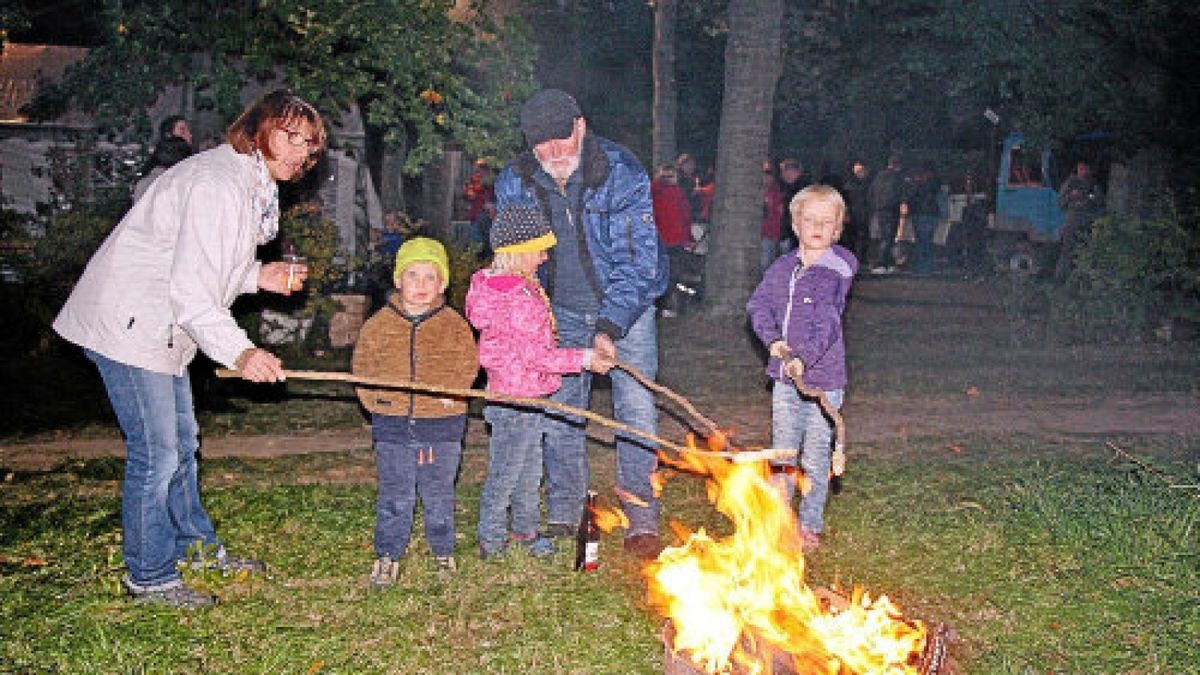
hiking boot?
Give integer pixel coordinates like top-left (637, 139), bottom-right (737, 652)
top-left (368, 556), bottom-right (400, 589)
top-left (123, 574), bottom-right (217, 609)
top-left (541, 522), bottom-right (576, 539)
top-left (623, 533), bottom-right (664, 561)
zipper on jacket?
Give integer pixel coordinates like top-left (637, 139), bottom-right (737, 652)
top-left (167, 323), bottom-right (174, 349)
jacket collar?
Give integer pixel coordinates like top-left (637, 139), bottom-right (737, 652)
top-left (513, 132), bottom-right (611, 191)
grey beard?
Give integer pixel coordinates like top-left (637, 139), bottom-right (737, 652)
top-left (540, 154), bottom-right (581, 184)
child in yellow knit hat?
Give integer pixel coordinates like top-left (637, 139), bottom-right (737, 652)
top-left (352, 237), bottom-right (478, 585)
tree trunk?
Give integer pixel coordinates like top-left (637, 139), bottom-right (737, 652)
top-left (651, 0), bottom-right (678, 171)
top-left (704, 0), bottom-right (784, 316)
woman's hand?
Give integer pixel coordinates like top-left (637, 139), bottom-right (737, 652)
top-left (234, 347), bottom-right (287, 383)
top-left (258, 261), bottom-right (308, 295)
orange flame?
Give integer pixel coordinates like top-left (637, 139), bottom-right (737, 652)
top-left (593, 505), bottom-right (629, 534)
top-left (647, 437), bottom-right (926, 674)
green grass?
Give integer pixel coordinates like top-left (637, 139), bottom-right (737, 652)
top-left (2, 435), bottom-right (1197, 674)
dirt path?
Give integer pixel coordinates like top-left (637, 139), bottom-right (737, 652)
top-left (3, 277), bottom-right (1196, 472)
top-left (4, 389), bottom-right (1194, 473)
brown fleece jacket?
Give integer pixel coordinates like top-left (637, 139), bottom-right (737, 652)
top-left (351, 295), bottom-right (478, 418)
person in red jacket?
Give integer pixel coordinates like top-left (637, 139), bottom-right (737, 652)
top-left (651, 165), bottom-right (694, 317)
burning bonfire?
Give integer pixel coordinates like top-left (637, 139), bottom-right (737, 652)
top-left (601, 435), bottom-right (941, 675)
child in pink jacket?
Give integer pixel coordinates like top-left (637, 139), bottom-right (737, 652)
top-left (466, 204), bottom-right (614, 559)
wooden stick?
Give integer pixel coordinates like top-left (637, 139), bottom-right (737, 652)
top-left (215, 368), bottom-right (796, 463)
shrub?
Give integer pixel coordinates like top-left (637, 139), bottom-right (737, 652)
top-left (1051, 203), bottom-right (1200, 342)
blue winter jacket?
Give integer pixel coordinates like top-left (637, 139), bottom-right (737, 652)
top-left (494, 134), bottom-right (668, 339)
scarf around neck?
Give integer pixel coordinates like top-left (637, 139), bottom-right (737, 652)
top-left (251, 150), bottom-right (280, 245)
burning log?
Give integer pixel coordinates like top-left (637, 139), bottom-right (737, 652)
top-left (646, 443), bottom-right (951, 675)
top-left (663, 614), bottom-right (958, 675)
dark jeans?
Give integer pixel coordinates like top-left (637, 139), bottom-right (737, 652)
top-left (874, 210), bottom-right (900, 268)
top-left (372, 415), bottom-right (461, 558)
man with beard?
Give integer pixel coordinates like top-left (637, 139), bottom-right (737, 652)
top-left (493, 89), bottom-right (669, 560)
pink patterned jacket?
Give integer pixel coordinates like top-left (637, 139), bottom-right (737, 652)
top-left (465, 269), bottom-right (586, 397)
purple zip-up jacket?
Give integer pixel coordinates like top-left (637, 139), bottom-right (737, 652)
top-left (746, 245), bottom-right (857, 390)
top-left (465, 269), bottom-right (586, 397)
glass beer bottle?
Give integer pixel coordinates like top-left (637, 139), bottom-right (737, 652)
top-left (574, 490), bottom-right (600, 571)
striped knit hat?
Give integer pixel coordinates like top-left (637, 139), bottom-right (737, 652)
top-left (491, 204), bottom-right (557, 254)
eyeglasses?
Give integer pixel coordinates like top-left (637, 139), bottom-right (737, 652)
top-left (277, 127), bottom-right (319, 152)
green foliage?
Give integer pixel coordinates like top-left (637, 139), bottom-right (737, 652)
top-left (1052, 203), bottom-right (1200, 340)
top-left (31, 1), bottom-right (537, 172)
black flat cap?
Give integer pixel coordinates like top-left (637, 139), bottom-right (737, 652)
top-left (520, 89), bottom-right (582, 147)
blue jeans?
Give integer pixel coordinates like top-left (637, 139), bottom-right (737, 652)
top-left (373, 416), bottom-right (461, 558)
top-left (913, 213), bottom-right (938, 275)
top-left (544, 306), bottom-right (661, 536)
top-left (478, 405), bottom-right (546, 548)
top-left (760, 237), bottom-right (779, 274)
top-left (85, 349), bottom-right (219, 586)
top-left (770, 382), bottom-right (844, 534)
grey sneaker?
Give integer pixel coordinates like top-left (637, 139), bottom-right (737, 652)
top-left (369, 556), bottom-right (400, 589)
top-left (123, 575), bottom-right (217, 609)
top-left (434, 556), bottom-right (457, 573)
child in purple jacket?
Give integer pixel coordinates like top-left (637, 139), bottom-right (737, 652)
top-left (746, 184), bottom-right (858, 551)
top-left (465, 204), bottom-right (614, 559)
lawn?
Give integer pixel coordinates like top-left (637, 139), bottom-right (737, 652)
top-left (2, 276), bottom-right (1197, 674)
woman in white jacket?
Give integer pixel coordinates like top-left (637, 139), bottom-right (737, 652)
top-left (53, 90), bottom-right (326, 608)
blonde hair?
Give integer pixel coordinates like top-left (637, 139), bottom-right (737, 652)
top-left (490, 251), bottom-right (541, 274)
top-left (789, 184), bottom-right (846, 225)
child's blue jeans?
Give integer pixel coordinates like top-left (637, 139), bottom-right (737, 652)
top-left (770, 382), bottom-right (844, 534)
top-left (373, 415), bottom-right (461, 559)
top-left (478, 404), bottom-right (546, 549)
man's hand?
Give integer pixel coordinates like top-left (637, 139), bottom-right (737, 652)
top-left (587, 348), bottom-right (615, 375)
top-left (258, 261), bottom-right (308, 295)
top-left (234, 347), bottom-right (286, 383)
top-left (783, 357), bottom-right (804, 383)
top-left (594, 332), bottom-right (616, 361)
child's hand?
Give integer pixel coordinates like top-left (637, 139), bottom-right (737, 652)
top-left (831, 447), bottom-right (846, 476)
top-left (783, 357), bottom-right (804, 383)
top-left (769, 340), bottom-right (791, 360)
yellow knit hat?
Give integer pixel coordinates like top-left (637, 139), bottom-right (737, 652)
top-left (393, 236), bottom-right (450, 283)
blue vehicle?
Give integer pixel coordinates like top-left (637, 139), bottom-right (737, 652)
top-left (985, 132), bottom-right (1067, 273)
top-left (994, 132), bottom-right (1065, 242)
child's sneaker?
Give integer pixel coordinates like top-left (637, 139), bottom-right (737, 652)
top-left (798, 527), bottom-right (821, 552)
top-left (369, 556), bottom-right (400, 589)
top-left (513, 533), bottom-right (556, 558)
top-left (478, 541), bottom-right (507, 560)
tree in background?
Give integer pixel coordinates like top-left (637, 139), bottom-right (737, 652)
top-left (27, 0), bottom-right (536, 176)
top-left (704, 0), bottom-right (783, 316)
top-left (651, 0), bottom-right (679, 170)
